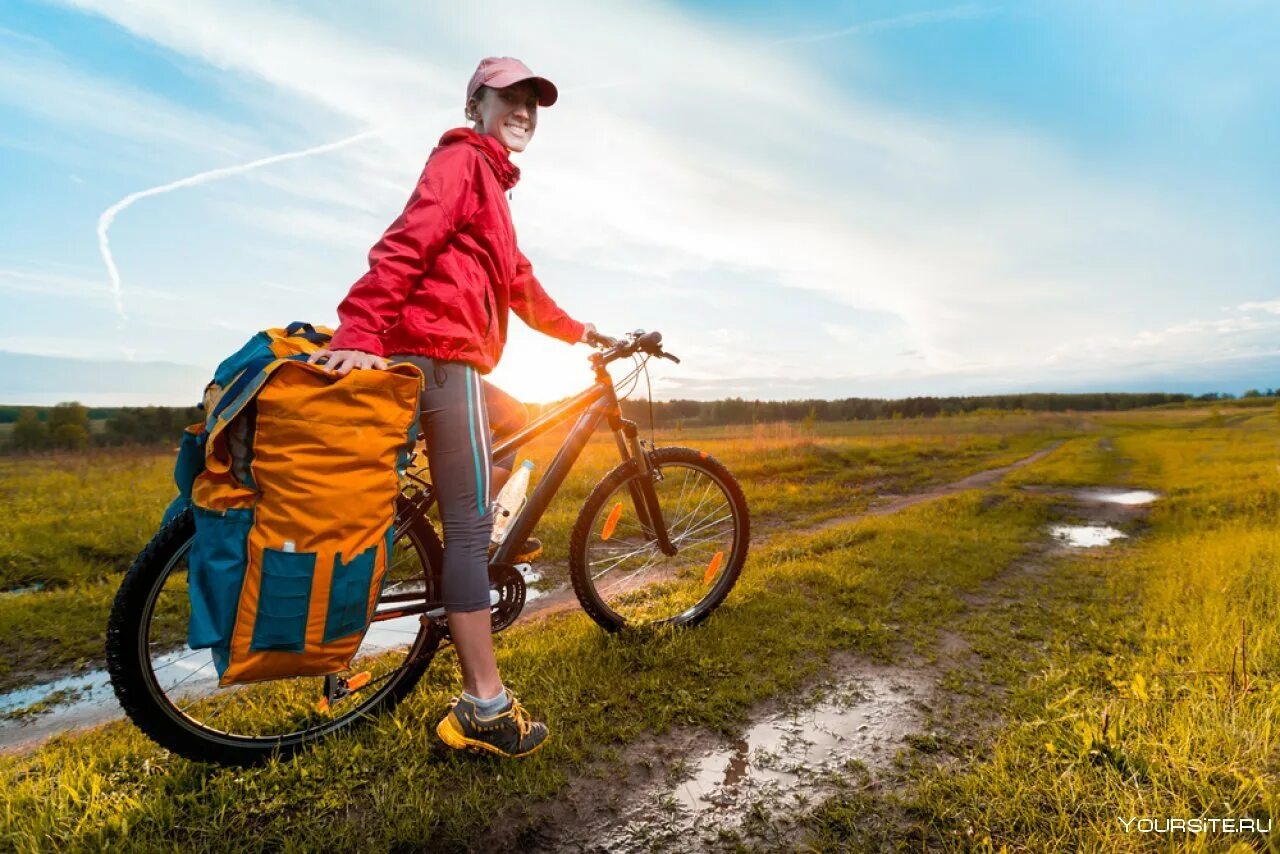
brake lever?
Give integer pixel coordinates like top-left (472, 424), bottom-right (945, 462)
top-left (660, 351), bottom-right (681, 364)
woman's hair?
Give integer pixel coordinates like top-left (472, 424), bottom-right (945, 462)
top-left (465, 85), bottom-right (491, 122)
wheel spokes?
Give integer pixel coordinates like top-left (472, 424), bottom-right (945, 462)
top-left (584, 463), bottom-right (738, 625)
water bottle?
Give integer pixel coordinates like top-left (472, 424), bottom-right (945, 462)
top-left (491, 460), bottom-right (534, 545)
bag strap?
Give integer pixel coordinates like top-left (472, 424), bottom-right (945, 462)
top-left (283, 321), bottom-right (332, 346)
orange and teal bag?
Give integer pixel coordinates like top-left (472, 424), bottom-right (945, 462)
top-left (167, 322), bottom-right (422, 685)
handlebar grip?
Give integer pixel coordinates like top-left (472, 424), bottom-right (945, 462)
top-left (634, 331), bottom-right (663, 351)
top-left (587, 330), bottom-right (619, 349)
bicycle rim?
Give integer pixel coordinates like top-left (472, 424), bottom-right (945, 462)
top-left (135, 519), bottom-right (435, 748)
top-left (582, 461), bottom-right (742, 627)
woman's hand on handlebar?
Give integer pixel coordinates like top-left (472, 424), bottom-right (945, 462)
top-left (307, 348), bottom-right (388, 376)
top-left (580, 323), bottom-right (618, 349)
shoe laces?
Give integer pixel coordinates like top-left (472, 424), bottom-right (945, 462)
top-left (505, 694), bottom-right (533, 739)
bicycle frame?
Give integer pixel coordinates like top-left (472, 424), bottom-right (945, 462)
top-left (488, 358), bottom-right (676, 565)
top-left (380, 356), bottom-right (677, 622)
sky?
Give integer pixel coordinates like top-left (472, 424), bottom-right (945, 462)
top-left (1, 0), bottom-right (1278, 405)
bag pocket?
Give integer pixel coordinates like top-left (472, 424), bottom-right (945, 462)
top-left (324, 544), bottom-right (379, 643)
top-left (187, 507), bottom-right (253, 650)
top-left (251, 548), bottom-right (315, 652)
top-left (174, 424), bottom-right (206, 501)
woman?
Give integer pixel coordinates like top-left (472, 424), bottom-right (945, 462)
top-left (309, 57), bottom-right (597, 758)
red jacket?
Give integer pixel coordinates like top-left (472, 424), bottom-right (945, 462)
top-left (330, 128), bottom-right (585, 370)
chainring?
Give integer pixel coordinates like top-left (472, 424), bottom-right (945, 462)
top-left (487, 562), bottom-right (527, 632)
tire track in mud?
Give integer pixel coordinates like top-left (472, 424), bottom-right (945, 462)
top-left (518, 443), bottom-right (1065, 623)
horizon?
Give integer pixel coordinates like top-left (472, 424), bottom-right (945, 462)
top-left (0, 347), bottom-right (1268, 410)
top-left (3, 1), bottom-right (1278, 404)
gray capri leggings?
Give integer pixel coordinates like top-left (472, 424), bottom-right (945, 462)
top-left (389, 355), bottom-right (528, 613)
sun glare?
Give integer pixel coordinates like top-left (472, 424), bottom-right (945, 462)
top-left (485, 332), bottom-right (590, 405)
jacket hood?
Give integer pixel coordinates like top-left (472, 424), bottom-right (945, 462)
top-left (437, 127), bottom-right (520, 191)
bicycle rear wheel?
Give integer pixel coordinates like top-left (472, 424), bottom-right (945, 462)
top-left (569, 446), bottom-right (749, 632)
top-left (106, 498), bottom-right (442, 766)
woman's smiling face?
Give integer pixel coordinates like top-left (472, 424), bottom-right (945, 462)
top-left (469, 82), bottom-right (539, 152)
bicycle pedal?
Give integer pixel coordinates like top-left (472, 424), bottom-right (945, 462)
top-left (515, 562), bottom-right (541, 584)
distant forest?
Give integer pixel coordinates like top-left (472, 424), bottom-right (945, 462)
top-left (2, 389), bottom-right (1271, 453)
top-left (607, 390), bottom-right (1265, 427)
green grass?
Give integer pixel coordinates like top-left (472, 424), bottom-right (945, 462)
top-left (4, 406), bottom-right (1266, 849)
top-left (802, 408), bottom-right (1280, 851)
top-left (0, 413), bottom-right (1074, 690)
top-left (0, 458), bottom-right (1054, 851)
top-left (0, 450), bottom-right (176, 590)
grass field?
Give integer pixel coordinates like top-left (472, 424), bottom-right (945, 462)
top-left (1, 406), bottom-right (1275, 850)
top-left (0, 412), bottom-right (1073, 692)
top-left (804, 406), bottom-right (1280, 850)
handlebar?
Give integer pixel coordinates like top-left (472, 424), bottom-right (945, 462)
top-left (585, 330), bottom-right (619, 349)
top-left (588, 329), bottom-right (680, 367)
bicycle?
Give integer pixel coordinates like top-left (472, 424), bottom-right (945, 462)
top-left (106, 330), bottom-right (751, 766)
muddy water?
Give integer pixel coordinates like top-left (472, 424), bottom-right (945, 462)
top-left (1074, 488), bottom-right (1159, 506)
top-left (582, 666), bottom-right (927, 852)
top-left (1044, 487), bottom-right (1159, 549)
top-left (0, 582), bottom-right (46, 598)
top-left (1049, 524), bottom-right (1128, 548)
top-left (0, 566), bottom-right (559, 752)
top-left (0, 612), bottom-right (432, 752)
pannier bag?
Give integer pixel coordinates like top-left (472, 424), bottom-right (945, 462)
top-left (167, 323), bottom-right (423, 686)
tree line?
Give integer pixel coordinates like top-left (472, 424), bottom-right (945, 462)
top-left (0, 389), bottom-right (1264, 453)
top-left (609, 391), bottom-right (1226, 427)
top-left (2, 404), bottom-right (202, 453)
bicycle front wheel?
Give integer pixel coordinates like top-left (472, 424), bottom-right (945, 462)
top-left (106, 498), bottom-right (443, 766)
top-left (569, 446), bottom-right (749, 632)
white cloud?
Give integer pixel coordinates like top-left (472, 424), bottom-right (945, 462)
top-left (0, 40), bottom-right (256, 158)
top-left (17, 0), bottom-right (1279, 398)
top-left (1237, 299), bottom-right (1280, 314)
top-left (54, 0), bottom-right (458, 123)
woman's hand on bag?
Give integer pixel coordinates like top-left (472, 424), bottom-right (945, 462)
top-left (307, 348), bottom-right (388, 376)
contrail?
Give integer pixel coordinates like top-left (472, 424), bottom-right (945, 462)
top-left (97, 127), bottom-right (382, 320)
top-left (769, 3), bottom-right (994, 46)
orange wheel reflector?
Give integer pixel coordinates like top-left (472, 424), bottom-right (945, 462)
top-left (347, 671), bottom-right (372, 691)
top-left (601, 502), bottom-right (623, 541)
top-left (316, 697), bottom-right (331, 714)
top-left (702, 551), bottom-right (725, 586)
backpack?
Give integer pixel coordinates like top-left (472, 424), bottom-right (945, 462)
top-left (168, 323), bottom-right (423, 686)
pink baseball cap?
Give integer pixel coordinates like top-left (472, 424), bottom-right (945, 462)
top-left (466, 56), bottom-right (558, 108)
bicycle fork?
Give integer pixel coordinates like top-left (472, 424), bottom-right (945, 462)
top-left (612, 418), bottom-right (677, 556)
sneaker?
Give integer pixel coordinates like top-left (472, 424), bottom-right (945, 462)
top-left (489, 536), bottom-right (543, 563)
top-left (435, 689), bottom-right (549, 758)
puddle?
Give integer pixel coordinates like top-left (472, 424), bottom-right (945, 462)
top-left (0, 612), bottom-right (428, 752)
top-left (1049, 524), bottom-right (1128, 548)
top-left (1074, 488), bottom-right (1159, 506)
top-left (0, 570), bottom-right (555, 752)
top-left (0, 661), bottom-right (124, 752)
top-left (1, 582), bottom-right (46, 598)
top-left (586, 667), bottom-right (926, 851)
